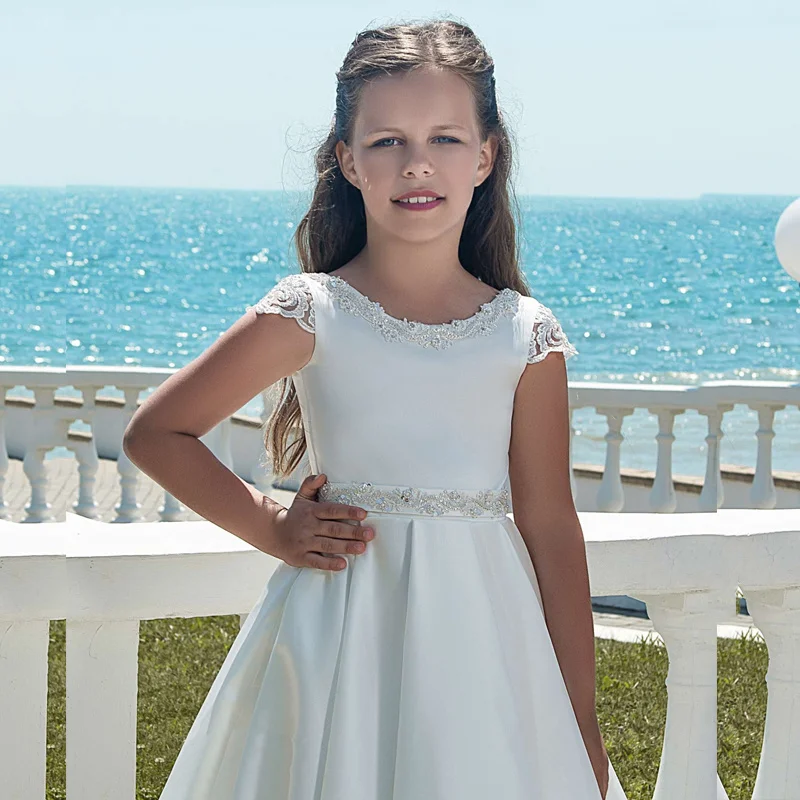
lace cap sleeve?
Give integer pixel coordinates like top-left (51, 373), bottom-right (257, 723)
top-left (527, 301), bottom-right (579, 364)
top-left (246, 273), bottom-right (315, 333)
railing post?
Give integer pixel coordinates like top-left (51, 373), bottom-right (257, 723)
top-left (595, 406), bottom-right (634, 512)
top-left (66, 619), bottom-right (139, 800)
top-left (745, 586), bottom-right (800, 800)
top-left (698, 405), bottom-right (732, 512)
top-left (22, 385), bottom-right (71, 523)
top-left (0, 620), bottom-right (50, 799)
top-left (748, 403), bottom-right (785, 509)
top-left (159, 489), bottom-right (185, 522)
top-left (647, 407), bottom-right (680, 512)
top-left (72, 438), bottom-right (101, 519)
top-left (22, 444), bottom-right (57, 523)
top-left (71, 385), bottom-right (101, 519)
top-left (641, 588), bottom-right (733, 800)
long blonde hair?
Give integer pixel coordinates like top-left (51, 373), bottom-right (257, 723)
top-left (264, 16), bottom-right (532, 480)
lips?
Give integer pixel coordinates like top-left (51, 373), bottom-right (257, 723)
top-left (392, 196), bottom-right (444, 204)
top-left (392, 196), bottom-right (445, 211)
top-left (392, 192), bottom-right (444, 202)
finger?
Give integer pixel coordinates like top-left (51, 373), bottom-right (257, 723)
top-left (314, 502), bottom-right (368, 522)
top-left (296, 472), bottom-right (326, 501)
top-left (319, 519), bottom-right (373, 541)
top-left (304, 552), bottom-right (347, 571)
top-left (312, 535), bottom-right (367, 556)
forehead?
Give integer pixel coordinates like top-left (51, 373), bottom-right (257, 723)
top-left (355, 68), bottom-right (477, 133)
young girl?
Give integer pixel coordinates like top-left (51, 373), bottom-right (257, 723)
top-left (124, 18), bottom-right (628, 800)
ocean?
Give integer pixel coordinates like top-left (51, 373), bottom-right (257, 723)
top-left (2, 186), bottom-right (798, 478)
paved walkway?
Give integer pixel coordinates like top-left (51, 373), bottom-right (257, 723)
top-left (5, 456), bottom-right (761, 642)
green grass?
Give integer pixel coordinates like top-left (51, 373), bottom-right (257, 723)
top-left (46, 618), bottom-right (768, 799)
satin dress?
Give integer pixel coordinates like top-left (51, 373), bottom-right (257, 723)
top-left (158, 270), bottom-right (628, 800)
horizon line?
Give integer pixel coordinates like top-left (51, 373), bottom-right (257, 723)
top-left (1, 184), bottom-right (798, 202)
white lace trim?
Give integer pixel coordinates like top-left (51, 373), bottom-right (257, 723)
top-left (527, 302), bottom-right (579, 364)
top-left (313, 272), bottom-right (519, 350)
top-left (247, 273), bottom-right (577, 363)
top-left (246, 273), bottom-right (315, 333)
top-left (318, 480), bottom-right (511, 519)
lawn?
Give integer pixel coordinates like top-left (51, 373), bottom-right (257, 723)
top-left (45, 617), bottom-right (767, 799)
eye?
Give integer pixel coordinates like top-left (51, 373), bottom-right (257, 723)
top-left (371, 136), bottom-right (460, 147)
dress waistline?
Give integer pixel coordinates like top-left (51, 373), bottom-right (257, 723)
top-left (317, 480), bottom-right (511, 520)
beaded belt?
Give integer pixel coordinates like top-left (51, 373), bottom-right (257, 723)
top-left (317, 480), bottom-right (511, 519)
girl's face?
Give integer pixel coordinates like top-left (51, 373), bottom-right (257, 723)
top-left (336, 67), bottom-right (497, 240)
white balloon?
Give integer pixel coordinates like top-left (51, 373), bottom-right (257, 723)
top-left (774, 197), bottom-right (800, 281)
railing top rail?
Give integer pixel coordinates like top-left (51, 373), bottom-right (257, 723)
top-left (4, 368), bottom-right (799, 406)
top-left (2, 511), bottom-right (797, 619)
top-left (2, 510), bottom-right (797, 560)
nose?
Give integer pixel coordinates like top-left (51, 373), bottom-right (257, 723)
top-left (404, 163), bottom-right (433, 177)
top-left (402, 144), bottom-right (434, 177)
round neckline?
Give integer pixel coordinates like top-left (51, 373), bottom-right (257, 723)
top-left (321, 272), bottom-right (515, 329)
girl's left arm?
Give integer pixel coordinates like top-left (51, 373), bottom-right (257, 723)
top-left (508, 350), bottom-right (600, 735)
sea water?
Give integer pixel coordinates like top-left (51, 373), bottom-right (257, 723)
top-left (2, 187), bottom-right (797, 478)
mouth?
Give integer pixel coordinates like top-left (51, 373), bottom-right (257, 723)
top-left (392, 197), bottom-right (445, 211)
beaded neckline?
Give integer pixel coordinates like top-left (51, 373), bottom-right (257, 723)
top-left (307, 271), bottom-right (519, 350)
top-left (313, 272), bottom-right (517, 326)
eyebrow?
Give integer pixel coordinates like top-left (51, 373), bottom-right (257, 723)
top-left (363, 124), bottom-right (468, 136)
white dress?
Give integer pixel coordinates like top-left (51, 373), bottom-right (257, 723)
top-left (158, 271), bottom-right (629, 800)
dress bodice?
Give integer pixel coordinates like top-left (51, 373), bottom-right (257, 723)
top-left (247, 271), bottom-right (578, 499)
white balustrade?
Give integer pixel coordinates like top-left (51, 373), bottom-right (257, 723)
top-left (1, 367), bottom-right (798, 521)
top-left (1, 510), bottom-right (799, 799)
top-left (1, 366), bottom-right (799, 798)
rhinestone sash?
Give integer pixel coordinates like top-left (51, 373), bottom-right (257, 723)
top-left (317, 480), bottom-right (512, 519)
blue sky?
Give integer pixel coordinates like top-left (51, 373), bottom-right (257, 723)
top-left (2, 0), bottom-right (798, 198)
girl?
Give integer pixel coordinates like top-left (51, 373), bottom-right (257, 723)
top-left (124, 17), bottom-right (628, 800)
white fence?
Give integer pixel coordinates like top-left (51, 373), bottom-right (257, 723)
top-left (0, 367), bottom-right (799, 798)
top-left (1, 367), bottom-right (798, 522)
top-left (1, 510), bottom-right (799, 799)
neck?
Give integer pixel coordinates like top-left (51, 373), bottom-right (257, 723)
top-left (353, 231), bottom-right (472, 297)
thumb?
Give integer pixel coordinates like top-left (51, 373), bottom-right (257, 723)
top-left (297, 473), bottom-right (325, 500)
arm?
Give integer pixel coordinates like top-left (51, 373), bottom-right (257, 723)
top-left (122, 304), bottom-right (314, 552)
top-left (508, 349), bottom-right (600, 733)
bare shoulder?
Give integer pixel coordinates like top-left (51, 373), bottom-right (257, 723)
top-left (125, 276), bottom-right (315, 441)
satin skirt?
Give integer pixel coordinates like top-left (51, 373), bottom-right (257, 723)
top-left (158, 510), bottom-right (628, 799)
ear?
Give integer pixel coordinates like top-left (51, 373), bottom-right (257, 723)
top-left (475, 134), bottom-right (499, 188)
top-left (335, 140), bottom-right (359, 190)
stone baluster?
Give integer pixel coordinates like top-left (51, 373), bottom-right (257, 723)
top-left (647, 407), bottom-right (681, 512)
top-left (71, 385), bottom-right (101, 519)
top-left (22, 386), bottom-right (66, 523)
top-left (72, 440), bottom-right (101, 520)
top-left (642, 588), bottom-right (733, 800)
top-left (22, 445), bottom-right (55, 523)
top-left (114, 387), bottom-right (145, 523)
top-left (697, 404), bottom-right (733, 512)
top-left (595, 406), bottom-right (634, 512)
top-left (748, 402), bottom-right (785, 509)
top-left (159, 490), bottom-right (185, 522)
top-left (745, 586), bottom-right (800, 800)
